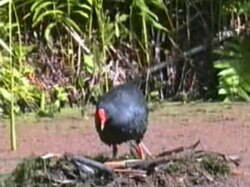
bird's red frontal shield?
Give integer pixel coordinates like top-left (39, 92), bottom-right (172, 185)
top-left (96, 108), bottom-right (107, 131)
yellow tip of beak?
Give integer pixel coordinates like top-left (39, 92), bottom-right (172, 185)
top-left (101, 123), bottom-right (105, 131)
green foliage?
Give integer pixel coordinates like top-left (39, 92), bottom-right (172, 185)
top-left (222, 0), bottom-right (250, 14)
top-left (0, 0), bottom-right (250, 119)
top-left (214, 38), bottom-right (250, 102)
top-left (4, 157), bottom-right (47, 186)
top-left (37, 85), bottom-right (69, 117)
top-left (200, 155), bottom-right (230, 177)
top-left (29, 0), bottom-right (91, 45)
top-left (0, 48), bottom-right (37, 116)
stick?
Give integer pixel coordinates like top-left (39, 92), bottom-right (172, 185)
top-left (106, 142), bottom-right (199, 170)
top-left (40, 153), bottom-right (63, 160)
top-left (156, 139), bottom-right (201, 157)
top-left (104, 159), bottom-right (141, 169)
top-left (125, 151), bottom-right (193, 169)
top-left (231, 169), bottom-right (250, 177)
top-left (114, 168), bottom-right (147, 177)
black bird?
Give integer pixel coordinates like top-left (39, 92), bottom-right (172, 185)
top-left (95, 82), bottom-right (150, 159)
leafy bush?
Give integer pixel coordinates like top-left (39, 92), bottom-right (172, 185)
top-left (214, 38), bottom-right (250, 101)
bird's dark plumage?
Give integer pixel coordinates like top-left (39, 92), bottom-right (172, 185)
top-left (95, 83), bottom-right (148, 147)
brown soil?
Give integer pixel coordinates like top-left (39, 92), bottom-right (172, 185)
top-left (0, 103), bottom-right (250, 186)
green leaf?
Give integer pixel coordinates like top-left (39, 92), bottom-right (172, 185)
top-left (224, 75), bottom-right (239, 86)
top-left (77, 3), bottom-right (91, 11)
top-left (213, 60), bottom-right (232, 69)
top-left (32, 1), bottom-right (54, 22)
top-left (32, 10), bottom-right (63, 27)
top-left (61, 17), bottom-right (82, 34)
top-left (241, 81), bottom-right (250, 93)
top-left (31, 0), bottom-right (45, 11)
top-left (86, 0), bottom-right (93, 6)
top-left (150, 18), bottom-right (167, 31)
top-left (44, 22), bottom-right (57, 45)
top-left (54, 100), bottom-right (60, 110)
top-left (0, 0), bottom-right (8, 7)
top-left (238, 87), bottom-right (250, 102)
top-left (115, 22), bottom-right (119, 38)
top-left (72, 10), bottom-right (89, 19)
top-left (117, 14), bottom-right (128, 23)
top-left (218, 88), bottom-right (228, 95)
top-left (0, 87), bottom-right (12, 102)
top-left (84, 54), bottom-right (94, 74)
top-left (218, 67), bottom-right (236, 77)
top-left (0, 38), bottom-right (11, 54)
top-left (224, 41), bottom-right (241, 52)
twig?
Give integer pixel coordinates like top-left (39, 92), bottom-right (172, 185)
top-left (40, 153), bottom-right (63, 160)
top-left (156, 139), bottom-right (201, 157)
top-left (114, 168), bottom-right (147, 177)
top-left (104, 159), bottom-right (141, 170)
top-left (231, 169), bottom-right (250, 177)
top-left (105, 140), bottom-right (201, 170)
top-left (50, 178), bottom-right (76, 185)
top-left (125, 150), bottom-right (195, 169)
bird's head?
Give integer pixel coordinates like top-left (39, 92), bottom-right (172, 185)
top-left (95, 108), bottom-right (107, 131)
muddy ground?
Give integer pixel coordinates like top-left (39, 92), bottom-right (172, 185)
top-left (0, 102), bottom-right (250, 186)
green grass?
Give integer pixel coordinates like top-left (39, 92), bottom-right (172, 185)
top-left (150, 101), bottom-right (249, 122)
top-left (0, 101), bottom-right (249, 127)
top-left (0, 106), bottom-right (94, 126)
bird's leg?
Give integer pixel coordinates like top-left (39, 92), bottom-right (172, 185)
top-left (139, 141), bottom-right (152, 156)
top-left (135, 143), bottom-right (146, 160)
top-left (128, 141), bottom-right (138, 157)
top-left (135, 141), bottom-right (152, 160)
top-left (112, 144), bottom-right (118, 159)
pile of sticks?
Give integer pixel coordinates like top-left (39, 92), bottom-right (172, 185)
top-left (37, 140), bottom-right (241, 186)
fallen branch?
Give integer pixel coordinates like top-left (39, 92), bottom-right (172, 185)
top-left (104, 159), bottom-right (140, 170)
top-left (104, 148), bottom-right (196, 171)
top-left (156, 139), bottom-right (201, 157)
top-left (147, 30), bottom-right (235, 75)
top-left (128, 150), bottom-right (195, 170)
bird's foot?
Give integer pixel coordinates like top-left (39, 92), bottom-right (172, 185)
top-left (134, 143), bottom-right (149, 160)
top-left (134, 144), bottom-right (146, 160)
top-left (134, 142), bottom-right (152, 160)
top-left (140, 142), bottom-right (152, 156)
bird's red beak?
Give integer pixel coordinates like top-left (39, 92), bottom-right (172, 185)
top-left (96, 108), bottom-right (107, 131)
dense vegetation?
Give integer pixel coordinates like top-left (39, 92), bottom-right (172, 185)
top-left (0, 0), bottom-right (249, 149)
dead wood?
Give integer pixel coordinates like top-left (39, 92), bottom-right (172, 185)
top-left (156, 139), bottom-right (201, 157)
